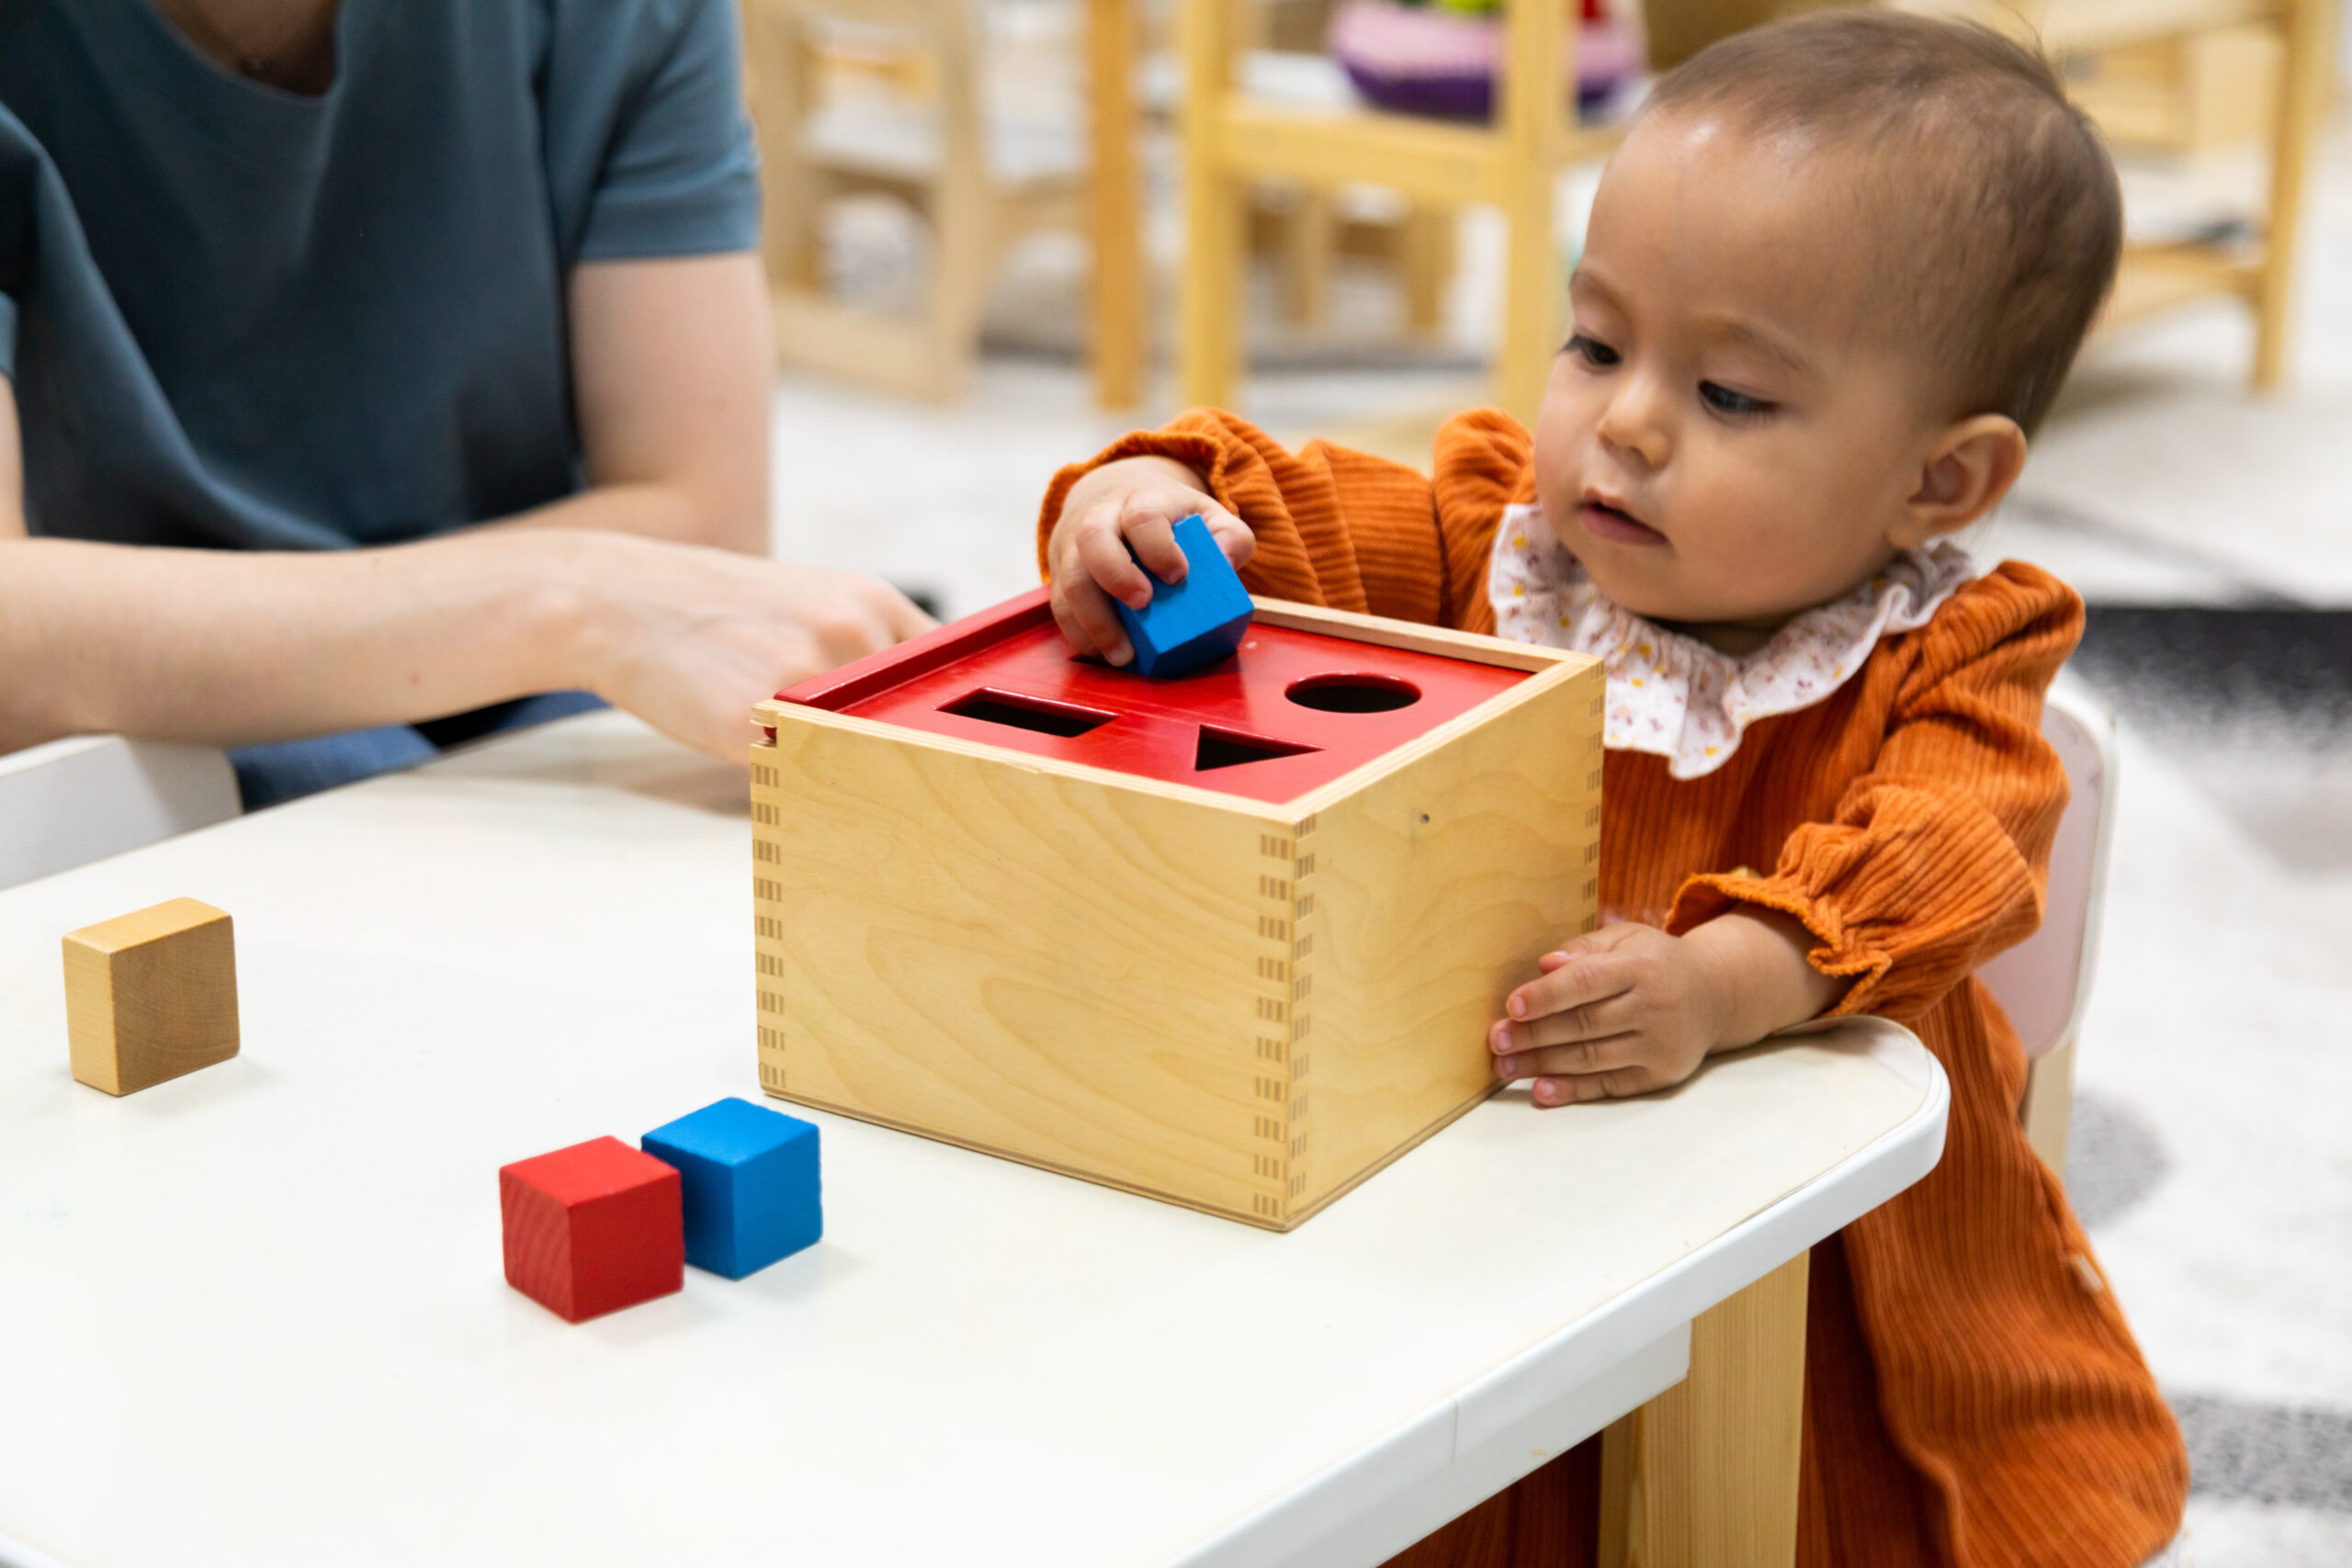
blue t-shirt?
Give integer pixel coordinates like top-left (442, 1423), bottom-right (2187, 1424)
top-left (0, 0), bottom-right (760, 549)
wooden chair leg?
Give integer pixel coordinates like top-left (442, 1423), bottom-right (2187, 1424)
top-left (922, 162), bottom-right (993, 401)
top-left (1278, 186), bottom-right (1334, 328)
top-left (1087, 0), bottom-right (1147, 409)
top-left (1399, 205), bottom-right (1455, 336)
top-left (1598, 1251), bottom-right (1809, 1568)
top-left (2251, 0), bottom-right (2332, 389)
top-left (745, 1), bottom-right (827, 296)
top-left (901, 0), bottom-right (991, 404)
top-left (1493, 171), bottom-right (1556, 425)
top-left (1493, 0), bottom-right (1565, 426)
top-left (1179, 0), bottom-right (1244, 410)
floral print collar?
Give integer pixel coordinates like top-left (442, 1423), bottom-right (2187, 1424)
top-left (1487, 502), bottom-right (1983, 779)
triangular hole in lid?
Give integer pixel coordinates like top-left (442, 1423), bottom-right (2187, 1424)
top-left (1193, 726), bottom-right (1320, 771)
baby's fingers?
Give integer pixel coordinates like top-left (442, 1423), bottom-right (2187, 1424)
top-left (1049, 570), bottom-right (1132, 666)
top-left (1492, 1032), bottom-right (1642, 1083)
top-left (1488, 990), bottom-right (1634, 1056)
top-left (1051, 503), bottom-right (1138, 662)
top-left (1528, 1067), bottom-right (1657, 1108)
top-left (1117, 502), bottom-right (1189, 588)
top-left (1074, 499), bottom-right (1160, 612)
top-left (1193, 500), bottom-right (1257, 570)
top-left (1503, 949), bottom-right (1634, 1029)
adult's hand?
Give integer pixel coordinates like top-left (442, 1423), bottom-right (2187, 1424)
top-left (564, 529), bottom-right (934, 761)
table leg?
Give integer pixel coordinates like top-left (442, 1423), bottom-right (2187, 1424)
top-left (1597, 1250), bottom-right (1809, 1568)
top-left (1086, 0), bottom-right (1145, 409)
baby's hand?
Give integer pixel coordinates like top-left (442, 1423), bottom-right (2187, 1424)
top-left (1488, 922), bottom-right (1733, 1107)
top-left (1488, 912), bottom-right (1843, 1107)
top-left (1047, 456), bottom-right (1255, 667)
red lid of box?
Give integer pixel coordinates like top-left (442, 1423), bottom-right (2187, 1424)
top-left (775, 588), bottom-right (1527, 804)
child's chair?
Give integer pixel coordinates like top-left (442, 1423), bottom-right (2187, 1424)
top-left (744, 0), bottom-right (1109, 401)
top-left (0, 737), bottom-right (241, 894)
top-left (1977, 673), bottom-right (2120, 1181)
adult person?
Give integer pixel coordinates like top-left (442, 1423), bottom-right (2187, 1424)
top-left (0, 0), bottom-right (932, 805)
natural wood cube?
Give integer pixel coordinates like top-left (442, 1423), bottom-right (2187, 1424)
top-left (62, 897), bottom-right (241, 1096)
top-left (751, 592), bottom-right (1602, 1230)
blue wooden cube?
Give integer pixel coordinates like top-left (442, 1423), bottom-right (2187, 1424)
top-left (641, 1098), bottom-right (821, 1279)
top-left (1111, 513), bottom-right (1254, 678)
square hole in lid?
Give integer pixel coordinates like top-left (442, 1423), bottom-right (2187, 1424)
top-left (941, 688), bottom-right (1116, 739)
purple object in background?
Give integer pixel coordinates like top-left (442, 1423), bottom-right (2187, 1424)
top-left (1327, 0), bottom-right (1643, 122)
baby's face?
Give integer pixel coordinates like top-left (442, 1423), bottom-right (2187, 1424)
top-left (1534, 113), bottom-right (1950, 633)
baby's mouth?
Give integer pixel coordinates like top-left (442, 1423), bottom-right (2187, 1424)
top-left (1577, 493), bottom-right (1668, 547)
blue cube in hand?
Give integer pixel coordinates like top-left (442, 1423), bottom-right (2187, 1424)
top-left (641, 1097), bottom-right (821, 1279)
top-left (1111, 513), bottom-right (1254, 678)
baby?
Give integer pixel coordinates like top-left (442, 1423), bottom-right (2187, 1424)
top-left (1040, 11), bottom-right (2186, 1567)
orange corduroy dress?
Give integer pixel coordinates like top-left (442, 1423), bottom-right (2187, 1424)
top-left (1039, 409), bottom-right (2189, 1568)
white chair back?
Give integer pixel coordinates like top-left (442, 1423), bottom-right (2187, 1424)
top-left (0, 736), bottom-right (242, 893)
top-left (1977, 673), bottom-right (2120, 1061)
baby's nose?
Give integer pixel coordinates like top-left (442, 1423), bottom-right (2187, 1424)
top-left (1595, 382), bottom-right (1673, 469)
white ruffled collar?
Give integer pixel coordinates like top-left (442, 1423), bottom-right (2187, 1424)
top-left (1487, 503), bottom-right (1982, 779)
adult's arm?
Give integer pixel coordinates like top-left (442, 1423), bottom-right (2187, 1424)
top-left (488, 252), bottom-right (775, 554)
top-left (0, 374), bottom-right (931, 761)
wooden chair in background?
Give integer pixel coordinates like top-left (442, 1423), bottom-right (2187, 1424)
top-left (1137, 24), bottom-right (1464, 343)
top-left (1903, 0), bottom-right (2338, 389)
top-left (1226, 23), bottom-right (1465, 338)
top-left (1178, 0), bottom-right (1624, 425)
top-left (743, 0), bottom-right (1145, 405)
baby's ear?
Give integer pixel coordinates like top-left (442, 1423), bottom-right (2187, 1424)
top-left (1894, 415), bottom-right (2027, 547)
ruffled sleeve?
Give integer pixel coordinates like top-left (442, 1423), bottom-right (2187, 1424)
top-left (1666, 563), bottom-right (2086, 1024)
top-left (1035, 405), bottom-right (1535, 631)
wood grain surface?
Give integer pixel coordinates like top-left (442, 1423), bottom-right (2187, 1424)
top-left (61, 897), bottom-right (239, 1097)
top-left (752, 602), bottom-right (1601, 1227)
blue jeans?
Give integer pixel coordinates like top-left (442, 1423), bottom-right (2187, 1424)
top-left (228, 691), bottom-right (608, 811)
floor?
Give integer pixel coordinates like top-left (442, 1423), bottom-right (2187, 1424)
top-left (769, 106), bottom-right (2352, 1565)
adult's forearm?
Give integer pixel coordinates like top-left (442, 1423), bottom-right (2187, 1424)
top-left (483, 473), bottom-right (756, 552)
top-left (0, 525), bottom-right (605, 752)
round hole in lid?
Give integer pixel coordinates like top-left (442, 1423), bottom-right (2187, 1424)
top-left (1284, 673), bottom-right (1422, 713)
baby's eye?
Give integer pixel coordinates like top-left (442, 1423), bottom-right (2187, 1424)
top-left (1699, 381), bottom-right (1772, 417)
top-left (1564, 333), bottom-right (1620, 368)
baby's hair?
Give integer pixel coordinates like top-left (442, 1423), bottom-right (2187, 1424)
top-left (1644, 9), bottom-right (2122, 434)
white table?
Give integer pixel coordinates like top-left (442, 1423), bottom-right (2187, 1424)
top-left (0, 713), bottom-right (1946, 1568)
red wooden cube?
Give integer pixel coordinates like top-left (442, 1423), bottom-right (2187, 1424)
top-left (499, 1136), bottom-right (684, 1323)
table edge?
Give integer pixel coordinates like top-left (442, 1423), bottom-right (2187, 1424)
top-left (1163, 1018), bottom-right (1951, 1568)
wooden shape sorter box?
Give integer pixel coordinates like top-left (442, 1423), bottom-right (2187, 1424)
top-left (751, 590), bottom-right (1603, 1231)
